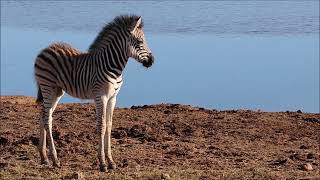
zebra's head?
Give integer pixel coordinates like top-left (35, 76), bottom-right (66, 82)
top-left (128, 16), bottom-right (154, 68)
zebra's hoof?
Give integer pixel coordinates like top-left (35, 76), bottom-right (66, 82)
top-left (100, 164), bottom-right (108, 172)
top-left (41, 159), bottom-right (50, 166)
top-left (108, 162), bottom-right (117, 170)
top-left (53, 161), bottom-right (61, 168)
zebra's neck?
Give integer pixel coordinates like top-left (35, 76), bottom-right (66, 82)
top-left (94, 40), bottom-right (129, 80)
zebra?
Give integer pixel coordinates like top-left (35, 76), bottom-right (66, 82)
top-left (34, 15), bottom-right (154, 172)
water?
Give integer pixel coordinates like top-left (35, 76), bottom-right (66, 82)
top-left (1, 1), bottom-right (319, 112)
top-left (1, 1), bottom-right (319, 35)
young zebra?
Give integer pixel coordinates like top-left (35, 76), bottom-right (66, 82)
top-left (34, 15), bottom-right (154, 172)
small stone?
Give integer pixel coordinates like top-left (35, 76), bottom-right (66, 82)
top-left (302, 163), bottom-right (313, 171)
top-left (161, 173), bottom-right (170, 180)
top-left (71, 172), bottom-right (83, 179)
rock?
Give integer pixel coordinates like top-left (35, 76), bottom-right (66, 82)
top-left (302, 163), bottom-right (313, 171)
top-left (71, 172), bottom-right (83, 179)
top-left (161, 173), bottom-right (170, 180)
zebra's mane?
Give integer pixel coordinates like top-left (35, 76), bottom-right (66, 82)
top-left (88, 15), bottom-right (143, 52)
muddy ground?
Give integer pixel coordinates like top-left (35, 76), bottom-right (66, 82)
top-left (0, 96), bottom-right (319, 179)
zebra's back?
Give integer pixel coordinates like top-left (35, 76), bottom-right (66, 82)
top-left (34, 42), bottom-right (86, 98)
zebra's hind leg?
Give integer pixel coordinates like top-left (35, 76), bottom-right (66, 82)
top-left (39, 106), bottom-right (49, 165)
top-left (39, 85), bottom-right (64, 167)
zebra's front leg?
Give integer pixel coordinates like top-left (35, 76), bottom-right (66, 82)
top-left (95, 95), bottom-right (108, 172)
top-left (105, 95), bottom-right (117, 170)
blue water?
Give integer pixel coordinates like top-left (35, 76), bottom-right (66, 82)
top-left (1, 1), bottom-right (319, 112)
top-left (1, 1), bottom-right (319, 35)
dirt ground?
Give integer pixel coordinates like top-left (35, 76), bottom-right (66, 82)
top-left (0, 96), bottom-right (319, 179)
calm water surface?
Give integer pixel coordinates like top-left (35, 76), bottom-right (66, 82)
top-left (2, 1), bottom-right (319, 35)
top-left (1, 1), bottom-right (319, 112)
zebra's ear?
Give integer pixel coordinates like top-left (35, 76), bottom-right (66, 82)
top-left (131, 16), bottom-right (142, 33)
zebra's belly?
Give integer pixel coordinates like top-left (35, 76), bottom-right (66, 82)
top-left (60, 83), bottom-right (96, 99)
top-left (94, 82), bottom-right (123, 98)
top-left (67, 91), bottom-right (96, 99)
top-left (61, 81), bottom-right (123, 99)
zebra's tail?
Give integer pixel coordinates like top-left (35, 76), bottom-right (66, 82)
top-left (36, 84), bottom-right (43, 104)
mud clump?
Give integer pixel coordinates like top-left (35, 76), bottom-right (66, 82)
top-left (128, 125), bottom-right (157, 142)
top-left (52, 129), bottom-right (63, 140)
top-left (166, 146), bottom-right (192, 157)
top-left (112, 128), bottom-right (128, 139)
top-left (113, 125), bottom-right (157, 142)
top-left (0, 162), bottom-right (9, 170)
top-left (304, 117), bottom-right (320, 124)
top-left (271, 158), bottom-right (288, 166)
top-left (182, 127), bottom-right (193, 136)
top-left (164, 123), bottom-right (178, 135)
top-left (0, 137), bottom-right (10, 146)
top-left (29, 136), bottom-right (39, 146)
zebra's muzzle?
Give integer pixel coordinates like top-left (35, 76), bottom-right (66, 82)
top-left (142, 53), bottom-right (154, 68)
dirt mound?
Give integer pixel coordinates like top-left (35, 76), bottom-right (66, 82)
top-left (0, 96), bottom-right (319, 179)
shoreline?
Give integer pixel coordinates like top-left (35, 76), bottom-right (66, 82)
top-left (1, 96), bottom-right (319, 114)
